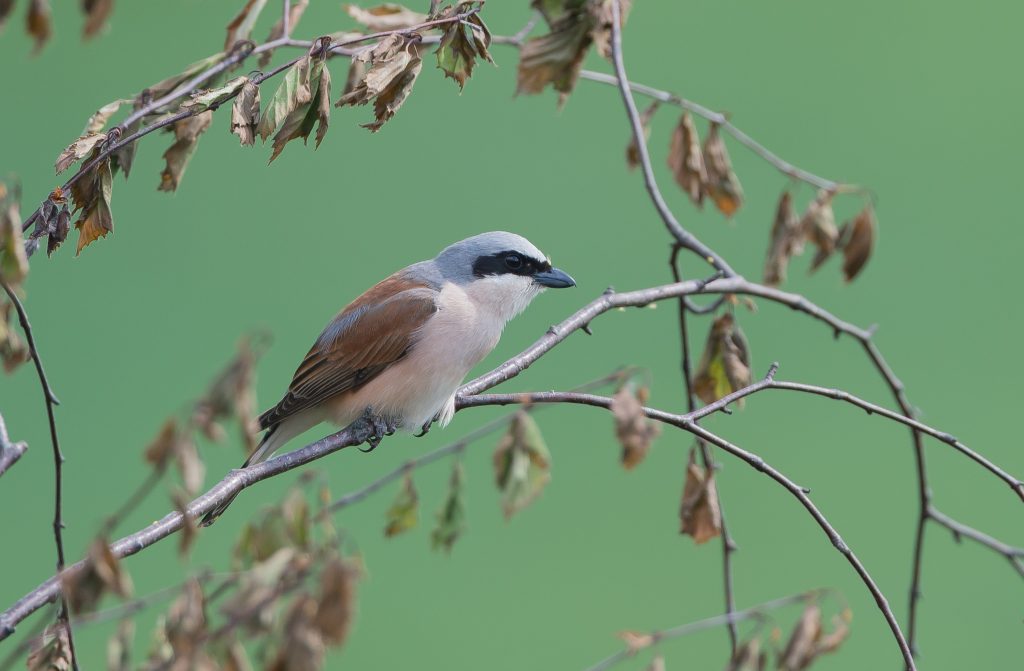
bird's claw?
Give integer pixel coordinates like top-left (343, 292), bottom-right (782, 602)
top-left (413, 419), bottom-right (434, 438)
top-left (358, 407), bottom-right (397, 453)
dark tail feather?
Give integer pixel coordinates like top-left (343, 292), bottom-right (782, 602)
top-left (199, 426), bottom-right (278, 527)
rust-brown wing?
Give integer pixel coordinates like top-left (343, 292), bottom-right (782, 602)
top-left (259, 277), bottom-right (438, 429)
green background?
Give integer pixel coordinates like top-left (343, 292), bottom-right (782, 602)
top-left (1, 1), bottom-right (1021, 668)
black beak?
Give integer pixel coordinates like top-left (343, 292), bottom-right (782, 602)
top-left (533, 267), bottom-right (576, 289)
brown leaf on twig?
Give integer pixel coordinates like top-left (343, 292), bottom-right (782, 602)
top-left (679, 447), bottom-right (722, 543)
top-left (344, 3), bottom-right (427, 31)
top-left (313, 555), bottom-right (361, 645)
top-left (144, 53), bottom-right (224, 103)
top-left (0, 183), bottom-right (28, 287)
top-left (384, 473), bottom-right (418, 537)
top-left (144, 418), bottom-right (204, 494)
top-left (106, 620), bottom-right (134, 671)
top-left (337, 34), bottom-right (423, 132)
top-left (270, 56), bottom-right (331, 162)
top-left (703, 122), bottom-right (743, 216)
top-left (268, 595), bottom-right (325, 671)
top-left (764, 191), bottom-right (803, 286)
top-left (801, 190), bottom-right (838, 272)
top-left (223, 639), bottom-right (254, 671)
top-left (225, 0), bottom-right (268, 50)
top-left (839, 204), bottom-right (875, 282)
top-left (158, 110), bottom-right (214, 192)
top-left (165, 578), bottom-right (207, 658)
top-left (626, 100), bottom-right (659, 170)
top-left (26, 0), bottom-right (51, 54)
top-left (181, 76), bottom-right (249, 114)
top-left (725, 638), bottom-right (766, 671)
top-left (493, 411), bottom-right (551, 519)
top-left (70, 154), bottom-right (115, 255)
top-left (1, 298), bottom-right (29, 372)
top-left (515, 10), bottom-right (592, 104)
top-left (435, 1), bottom-right (494, 89)
top-left (667, 113), bottom-right (707, 207)
top-left (258, 0), bottom-right (309, 68)
top-left (26, 623), bottom-right (71, 671)
top-left (81, 0), bottom-right (114, 39)
top-left (611, 383), bottom-right (660, 469)
top-left (589, 0), bottom-right (632, 59)
top-left (221, 548), bottom-right (305, 632)
top-left (55, 133), bottom-right (107, 174)
top-left (693, 313), bottom-right (751, 406)
top-left (431, 461), bottom-right (466, 552)
top-left (778, 604), bottom-right (822, 670)
top-left (231, 79), bottom-right (262, 146)
top-left (192, 335), bottom-right (264, 454)
top-left (62, 537), bottom-right (133, 614)
top-left (82, 99), bottom-right (130, 135)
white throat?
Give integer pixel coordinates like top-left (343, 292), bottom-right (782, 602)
top-left (463, 274), bottom-right (545, 324)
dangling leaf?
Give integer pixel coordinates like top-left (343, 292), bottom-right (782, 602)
top-left (257, 52), bottom-right (315, 141)
top-left (679, 447), bottom-right (722, 544)
top-left (26, 623), bottom-right (71, 671)
top-left (192, 334), bottom-right (265, 453)
top-left (515, 10), bottom-right (592, 104)
top-left (434, 1), bottom-right (494, 90)
top-left (0, 183), bottom-right (28, 287)
top-left (55, 133), bottom-right (107, 174)
top-left (667, 112), bottom-right (706, 206)
top-left (384, 473), bottom-right (418, 537)
top-left (778, 604), bottom-right (822, 671)
top-left (839, 203), bottom-right (875, 282)
top-left (801, 190), bottom-right (839, 272)
top-left (314, 554), bottom-right (361, 645)
top-left (0, 299), bottom-right (29, 372)
top-left (231, 79), bottom-right (262, 146)
top-left (225, 0), bottom-right (269, 50)
top-left (625, 100), bottom-right (659, 170)
top-left (702, 122), bottom-right (743, 216)
top-left (83, 99), bottom-right (131, 135)
top-left (62, 537), bottom-right (133, 614)
top-left (164, 578), bottom-right (208, 659)
top-left (270, 56), bottom-right (331, 162)
top-left (589, 0), bottom-right (632, 59)
top-left (344, 3), bottom-right (427, 31)
top-left (693, 313), bottom-right (751, 406)
top-left (144, 418), bottom-right (205, 494)
top-left (493, 412), bottom-right (551, 520)
top-left (725, 638), bottom-right (766, 671)
top-left (431, 461), bottom-right (467, 552)
top-left (181, 76), bottom-right (248, 113)
top-left (70, 154), bottom-right (115, 254)
top-left (82, 0), bottom-right (114, 39)
top-left (610, 383), bottom-right (660, 469)
top-left (26, 0), bottom-right (52, 54)
top-left (336, 34), bottom-right (423, 132)
top-left (158, 110), bottom-right (214, 192)
top-left (764, 190), bottom-right (803, 286)
top-left (106, 620), bottom-right (134, 671)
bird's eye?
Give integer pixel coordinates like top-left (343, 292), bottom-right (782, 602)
top-left (504, 254), bottom-right (523, 270)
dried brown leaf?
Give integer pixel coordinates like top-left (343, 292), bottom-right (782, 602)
top-left (268, 595), bottom-right (324, 671)
top-left (801, 190), bottom-right (838, 272)
top-left (82, 0), bottom-right (114, 39)
top-left (679, 447), bottom-right (722, 543)
top-left (0, 183), bottom-right (28, 287)
top-left (493, 412), bottom-right (551, 519)
top-left (223, 639), bottom-right (254, 671)
top-left (589, 0), bottom-right (632, 59)
top-left (231, 80), bottom-right (262, 146)
top-left (192, 335), bottom-right (263, 452)
top-left (778, 604), bottom-right (822, 671)
top-left (159, 110), bottom-right (214, 192)
top-left (667, 113), bottom-right (706, 206)
top-left (72, 157), bottom-right (114, 255)
top-left (703, 123), bottom-right (743, 216)
top-left (26, 0), bottom-right (51, 54)
top-left (270, 58), bottom-right (331, 162)
top-left (431, 461), bottom-right (466, 552)
top-left (515, 10), bottom-right (592, 104)
top-left (815, 614), bottom-right (850, 655)
top-left (314, 555), bottom-right (361, 645)
top-left (337, 34), bottom-right (423, 132)
top-left (1, 299), bottom-right (29, 372)
top-left (693, 313), bottom-right (751, 406)
top-left (258, 53), bottom-right (313, 142)
top-left (144, 418), bottom-right (204, 494)
top-left (55, 133), bottom-right (107, 174)
top-left (63, 537), bottom-right (133, 614)
top-left (344, 3), bottom-right (427, 31)
top-left (840, 204), bottom-right (875, 282)
top-left (764, 191), bottom-right (803, 286)
top-left (83, 99), bottom-right (130, 135)
top-left (165, 578), bottom-right (207, 658)
top-left (26, 623), bottom-right (71, 671)
top-left (725, 638), bottom-right (765, 671)
top-left (106, 620), bottom-right (134, 671)
top-left (626, 100), bottom-right (659, 170)
top-left (611, 384), bottom-right (660, 469)
top-left (384, 473), bottom-right (418, 537)
top-left (435, 2), bottom-right (493, 89)
top-left (225, 0), bottom-right (268, 50)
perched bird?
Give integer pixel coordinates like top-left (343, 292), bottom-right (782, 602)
top-left (201, 231), bottom-right (574, 525)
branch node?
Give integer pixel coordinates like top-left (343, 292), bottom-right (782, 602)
top-left (832, 537), bottom-right (851, 555)
top-left (603, 286), bottom-right (616, 296)
top-left (764, 362), bottom-right (779, 381)
top-left (581, 323), bottom-right (594, 335)
top-left (719, 406), bottom-right (733, 415)
top-left (800, 486), bottom-right (811, 494)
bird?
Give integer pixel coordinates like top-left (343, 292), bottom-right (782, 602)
top-left (201, 231), bottom-right (575, 525)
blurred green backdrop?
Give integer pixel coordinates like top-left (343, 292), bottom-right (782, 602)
top-left (1, 1), bottom-right (1021, 668)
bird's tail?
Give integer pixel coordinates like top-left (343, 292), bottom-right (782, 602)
top-left (200, 424), bottom-right (285, 527)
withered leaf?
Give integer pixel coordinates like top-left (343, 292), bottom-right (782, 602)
top-left (270, 57), bottom-right (331, 162)
top-left (82, 0), bottom-right (114, 39)
top-left (231, 79), bottom-right (262, 146)
top-left (63, 537), bottom-right (133, 614)
top-left (679, 447), bottom-right (722, 544)
top-left (181, 76), bottom-right (248, 113)
top-left (493, 411), bottom-right (551, 520)
top-left (26, 623), bottom-right (71, 671)
top-left (431, 461), bottom-right (466, 553)
top-left (192, 335), bottom-right (263, 453)
top-left (258, 0), bottom-right (309, 68)
top-left (384, 473), bottom-right (418, 537)
top-left (778, 604), bottom-right (822, 671)
top-left (801, 190), bottom-right (838, 272)
top-left (144, 418), bottom-right (204, 494)
top-left (702, 122), bottom-right (743, 216)
top-left (55, 133), bottom-right (107, 174)
top-left (646, 655), bottom-right (666, 671)
top-left (47, 203), bottom-right (71, 257)
top-left (626, 100), bottom-right (659, 170)
top-left (337, 34), bottom-right (423, 132)
top-left (617, 630), bottom-right (654, 654)
top-left (222, 548), bottom-right (302, 632)
top-left (223, 639), bottom-right (254, 671)
top-left (159, 110), bottom-right (214, 192)
top-left (0, 183), bottom-right (28, 286)
top-left (257, 53), bottom-right (314, 142)
top-left (225, 0), bottom-right (268, 50)
top-left (71, 155), bottom-right (114, 255)
top-left (725, 638), bottom-right (765, 671)
top-left (667, 112), bottom-right (707, 206)
top-left (516, 10), bottom-right (592, 104)
top-left (611, 383), bottom-right (660, 470)
top-left (840, 204), bottom-right (875, 282)
top-left (26, 0), bottom-right (51, 54)
top-left (165, 578), bottom-right (207, 657)
top-left (172, 490), bottom-right (198, 558)
top-left (313, 555), bottom-right (361, 645)
top-left (269, 595), bottom-right (325, 671)
top-left (589, 0), bottom-right (632, 59)
top-left (83, 99), bottom-right (130, 135)
top-left (764, 190), bottom-right (803, 286)
top-left (693, 313), bottom-right (751, 406)
top-left (106, 620), bottom-right (134, 671)
top-left (344, 3), bottom-right (427, 31)
top-left (435, 1), bottom-right (494, 90)
top-left (1, 299), bottom-right (29, 372)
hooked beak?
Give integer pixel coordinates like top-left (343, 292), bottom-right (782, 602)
top-left (533, 267), bottom-right (576, 289)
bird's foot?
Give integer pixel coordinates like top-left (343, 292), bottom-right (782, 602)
top-left (413, 419), bottom-right (433, 438)
top-left (358, 407), bottom-right (398, 453)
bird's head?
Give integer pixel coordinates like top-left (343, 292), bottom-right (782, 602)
top-left (434, 231), bottom-right (576, 321)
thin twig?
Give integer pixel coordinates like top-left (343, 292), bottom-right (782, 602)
top-left (0, 412), bottom-right (28, 478)
top-left (0, 282), bottom-right (77, 669)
